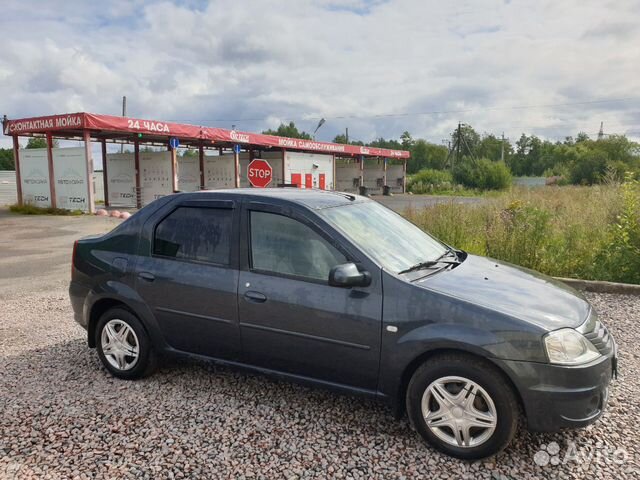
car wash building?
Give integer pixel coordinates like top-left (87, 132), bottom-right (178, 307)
top-left (3, 112), bottom-right (410, 213)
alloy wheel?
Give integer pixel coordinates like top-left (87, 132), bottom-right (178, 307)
top-left (100, 319), bottom-right (140, 371)
top-left (421, 375), bottom-right (497, 448)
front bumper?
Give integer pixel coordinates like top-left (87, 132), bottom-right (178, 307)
top-left (497, 344), bottom-right (617, 432)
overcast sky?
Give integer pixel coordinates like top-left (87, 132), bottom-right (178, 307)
top-left (1, 0), bottom-right (639, 149)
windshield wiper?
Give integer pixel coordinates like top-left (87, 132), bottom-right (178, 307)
top-left (398, 248), bottom-right (460, 275)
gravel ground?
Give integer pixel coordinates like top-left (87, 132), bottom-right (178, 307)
top-left (1, 289), bottom-right (638, 479)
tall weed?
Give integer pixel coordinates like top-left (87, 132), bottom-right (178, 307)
top-left (404, 185), bottom-right (636, 283)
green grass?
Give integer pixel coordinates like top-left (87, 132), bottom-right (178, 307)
top-left (404, 181), bottom-right (640, 284)
top-left (9, 203), bottom-right (84, 216)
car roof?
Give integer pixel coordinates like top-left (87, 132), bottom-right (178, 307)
top-left (181, 188), bottom-right (370, 210)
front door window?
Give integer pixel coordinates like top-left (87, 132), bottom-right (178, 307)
top-left (250, 211), bottom-right (347, 282)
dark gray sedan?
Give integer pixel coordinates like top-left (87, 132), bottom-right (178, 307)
top-left (69, 189), bottom-right (617, 459)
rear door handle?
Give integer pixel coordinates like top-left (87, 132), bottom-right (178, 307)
top-left (244, 291), bottom-right (267, 303)
top-left (138, 272), bottom-right (155, 282)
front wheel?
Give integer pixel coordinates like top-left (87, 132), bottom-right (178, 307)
top-left (406, 353), bottom-right (519, 459)
top-left (95, 307), bottom-right (156, 379)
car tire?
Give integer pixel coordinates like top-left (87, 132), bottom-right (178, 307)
top-left (406, 353), bottom-right (519, 460)
top-left (95, 307), bottom-right (156, 380)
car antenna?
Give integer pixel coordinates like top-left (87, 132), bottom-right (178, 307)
top-left (333, 192), bottom-right (357, 201)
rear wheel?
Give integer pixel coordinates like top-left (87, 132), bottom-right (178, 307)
top-left (406, 353), bottom-right (519, 459)
top-left (95, 308), bottom-right (156, 379)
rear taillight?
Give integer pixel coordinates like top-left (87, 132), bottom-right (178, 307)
top-left (71, 240), bottom-right (78, 278)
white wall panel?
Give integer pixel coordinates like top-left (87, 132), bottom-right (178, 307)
top-left (363, 159), bottom-right (385, 195)
top-left (19, 148), bottom-right (51, 208)
top-left (205, 154), bottom-right (235, 189)
top-left (177, 156), bottom-right (200, 192)
top-left (52, 147), bottom-right (90, 211)
top-left (106, 153), bottom-right (135, 207)
top-left (387, 164), bottom-right (405, 193)
top-left (140, 151), bottom-right (173, 206)
top-left (335, 160), bottom-right (360, 193)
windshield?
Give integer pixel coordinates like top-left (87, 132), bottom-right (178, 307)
top-left (319, 201), bottom-right (448, 274)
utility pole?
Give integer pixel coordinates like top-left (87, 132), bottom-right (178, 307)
top-left (345, 127), bottom-right (349, 144)
top-left (501, 132), bottom-right (505, 162)
top-left (454, 122), bottom-right (461, 171)
top-left (121, 96), bottom-right (127, 153)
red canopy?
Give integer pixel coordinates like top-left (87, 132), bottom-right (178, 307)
top-left (4, 112), bottom-right (410, 159)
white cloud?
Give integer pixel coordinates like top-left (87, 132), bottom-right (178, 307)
top-left (1, 0), bottom-right (639, 149)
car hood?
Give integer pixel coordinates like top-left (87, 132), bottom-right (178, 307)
top-left (414, 254), bottom-right (590, 330)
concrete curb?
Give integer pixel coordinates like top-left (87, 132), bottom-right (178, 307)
top-left (555, 277), bottom-right (640, 295)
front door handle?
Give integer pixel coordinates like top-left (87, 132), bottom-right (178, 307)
top-left (244, 291), bottom-right (267, 303)
top-left (138, 272), bottom-right (155, 282)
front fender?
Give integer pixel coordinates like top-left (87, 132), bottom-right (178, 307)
top-left (378, 271), bottom-right (547, 409)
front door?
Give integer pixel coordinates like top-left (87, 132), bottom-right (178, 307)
top-left (238, 203), bottom-right (382, 390)
top-left (135, 200), bottom-right (241, 360)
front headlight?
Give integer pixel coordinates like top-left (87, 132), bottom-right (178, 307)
top-left (544, 328), bottom-right (601, 365)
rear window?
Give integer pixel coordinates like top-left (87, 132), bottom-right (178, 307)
top-left (154, 206), bottom-right (232, 265)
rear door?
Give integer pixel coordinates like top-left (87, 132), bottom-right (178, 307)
top-left (135, 199), bottom-right (241, 360)
top-left (237, 200), bottom-right (383, 390)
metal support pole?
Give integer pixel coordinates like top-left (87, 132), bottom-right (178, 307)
top-left (169, 144), bottom-right (178, 192)
top-left (134, 140), bottom-right (141, 208)
top-left (101, 139), bottom-right (109, 207)
top-left (383, 157), bottom-right (388, 187)
top-left (199, 144), bottom-right (205, 190)
top-left (332, 154), bottom-right (336, 191)
top-left (46, 132), bottom-right (57, 208)
top-left (12, 136), bottom-right (23, 205)
top-left (402, 159), bottom-right (407, 193)
top-left (281, 148), bottom-right (286, 186)
top-left (359, 155), bottom-right (364, 187)
top-left (234, 149), bottom-right (240, 188)
top-left (121, 96), bottom-right (126, 154)
top-left (83, 130), bottom-right (96, 214)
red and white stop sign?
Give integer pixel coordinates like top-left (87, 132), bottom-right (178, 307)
top-left (247, 159), bottom-right (273, 188)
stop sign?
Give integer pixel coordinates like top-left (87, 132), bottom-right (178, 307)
top-left (247, 159), bottom-right (273, 188)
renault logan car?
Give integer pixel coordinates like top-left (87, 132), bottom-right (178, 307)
top-left (69, 189), bottom-right (617, 459)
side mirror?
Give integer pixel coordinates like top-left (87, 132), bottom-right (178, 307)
top-left (329, 263), bottom-right (371, 288)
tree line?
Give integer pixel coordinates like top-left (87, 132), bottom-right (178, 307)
top-left (263, 122), bottom-right (640, 186)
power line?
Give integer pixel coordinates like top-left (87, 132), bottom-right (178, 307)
top-left (170, 96), bottom-right (639, 124)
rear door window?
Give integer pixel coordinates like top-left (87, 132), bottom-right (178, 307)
top-left (154, 206), bottom-right (232, 265)
top-left (249, 211), bottom-right (347, 281)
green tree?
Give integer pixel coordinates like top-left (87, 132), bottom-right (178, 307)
top-left (26, 137), bottom-right (47, 149)
top-left (453, 158), bottom-right (512, 190)
top-left (0, 148), bottom-right (14, 170)
top-left (576, 132), bottom-right (590, 143)
top-left (263, 122), bottom-right (312, 140)
top-left (451, 124), bottom-right (481, 163)
top-left (568, 147), bottom-right (608, 185)
top-left (400, 131), bottom-right (414, 149)
top-left (25, 137), bottom-right (59, 149)
top-left (478, 134), bottom-right (512, 163)
top-left (332, 134), bottom-right (364, 146)
top-left (369, 137), bottom-right (402, 149)
top-left (407, 140), bottom-right (448, 173)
